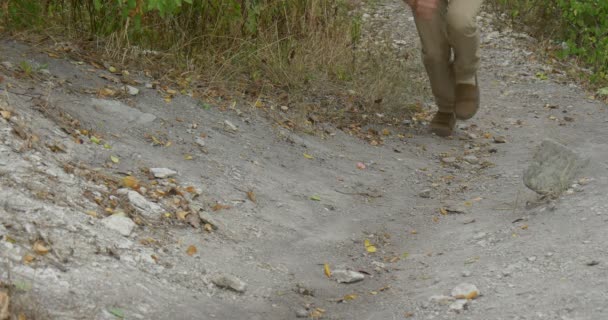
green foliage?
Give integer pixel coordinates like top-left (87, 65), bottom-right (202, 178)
top-left (489, 0), bottom-right (608, 83)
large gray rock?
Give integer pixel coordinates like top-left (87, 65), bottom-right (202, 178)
top-left (523, 139), bottom-right (589, 195)
top-left (90, 98), bottom-right (156, 125)
top-left (101, 213), bottom-right (136, 236)
top-left (124, 190), bottom-right (164, 217)
top-left (211, 274), bottom-right (247, 293)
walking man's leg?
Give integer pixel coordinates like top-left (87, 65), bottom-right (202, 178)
top-left (413, 0), bottom-right (456, 137)
top-left (446, 0), bottom-right (483, 120)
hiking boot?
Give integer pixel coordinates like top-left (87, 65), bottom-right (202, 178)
top-left (429, 111), bottom-right (455, 137)
top-left (454, 76), bottom-right (480, 120)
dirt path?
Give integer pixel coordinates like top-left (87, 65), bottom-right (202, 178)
top-left (1, 1), bottom-right (608, 320)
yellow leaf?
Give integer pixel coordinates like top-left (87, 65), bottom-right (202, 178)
top-left (464, 201), bottom-right (472, 207)
top-left (18, 313), bottom-right (27, 320)
top-left (33, 240), bottom-right (50, 255)
top-left (164, 213), bottom-right (172, 218)
top-left (204, 224), bottom-right (213, 232)
top-left (122, 176), bottom-right (139, 189)
top-left (90, 136), bottom-right (101, 144)
top-left (186, 245), bottom-right (197, 256)
top-left (184, 155), bottom-right (193, 160)
top-left (324, 263), bottom-right (332, 277)
top-left (165, 141), bottom-right (172, 147)
top-left (440, 208), bottom-right (448, 215)
top-left (343, 294), bottom-right (358, 301)
top-left (366, 245), bottom-right (377, 253)
top-left (110, 155), bottom-right (119, 163)
top-left (22, 254), bottom-right (35, 264)
top-left (382, 128), bottom-right (391, 136)
top-left (303, 153), bottom-right (314, 159)
top-left (247, 191), bottom-right (257, 203)
top-left (364, 239), bottom-right (371, 247)
top-left (483, 133), bottom-right (493, 139)
top-left (85, 210), bottom-right (98, 218)
top-left (0, 110), bottom-right (11, 119)
top-left (176, 211), bottom-right (188, 220)
top-left (108, 66), bottom-right (117, 73)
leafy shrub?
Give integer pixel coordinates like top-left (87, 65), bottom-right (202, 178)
top-left (489, 0), bottom-right (608, 83)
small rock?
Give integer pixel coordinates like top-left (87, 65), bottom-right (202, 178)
top-left (461, 270), bottom-right (472, 277)
top-left (451, 283), bottom-right (480, 299)
top-left (449, 299), bottom-right (469, 313)
top-left (295, 309), bottom-right (309, 318)
top-left (473, 232), bottom-right (487, 240)
top-left (494, 136), bottom-right (507, 143)
top-left (527, 256), bottom-right (537, 262)
top-left (418, 189), bottom-right (431, 198)
top-left (441, 157), bottom-right (457, 164)
top-left (224, 120), bottom-right (238, 132)
top-left (463, 155), bottom-right (479, 164)
top-left (1, 61), bottom-right (14, 69)
top-left (468, 133), bottom-right (478, 139)
top-left (39, 69), bottom-right (51, 76)
top-left (145, 83), bottom-right (154, 89)
top-left (198, 211), bottom-right (219, 230)
top-left (126, 190), bottom-right (164, 217)
top-left (211, 274), bottom-right (247, 293)
top-left (429, 295), bottom-right (455, 306)
top-left (149, 168), bottom-right (177, 178)
top-left (125, 85), bottom-right (139, 96)
top-left (195, 137), bottom-right (206, 147)
top-left (101, 214), bottom-right (136, 236)
top-left (586, 260), bottom-right (600, 266)
top-left (332, 270), bottom-right (365, 284)
top-left (523, 139), bottom-right (589, 195)
top-left (280, 106), bottom-right (289, 111)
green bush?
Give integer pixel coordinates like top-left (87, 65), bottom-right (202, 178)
top-left (490, 0), bottom-right (608, 83)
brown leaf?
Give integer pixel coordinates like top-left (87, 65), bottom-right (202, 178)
top-left (0, 110), bottom-right (11, 120)
top-left (22, 254), bottom-right (35, 264)
top-left (247, 191), bottom-right (257, 203)
top-left (204, 223), bottom-right (213, 232)
top-left (176, 211), bottom-right (188, 221)
top-left (0, 291), bottom-right (9, 320)
top-left (211, 203), bottom-right (231, 211)
top-left (186, 245), bottom-right (197, 256)
top-left (33, 240), bottom-right (50, 255)
top-left (122, 176), bottom-right (140, 190)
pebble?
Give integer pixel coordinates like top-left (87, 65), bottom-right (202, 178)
top-left (429, 295), bottom-right (455, 306)
top-left (125, 190), bottom-right (164, 217)
top-left (101, 213), bottom-right (136, 236)
top-left (449, 299), bottom-right (469, 313)
top-left (195, 137), bottom-right (206, 147)
top-left (149, 168), bottom-right (177, 179)
top-left (473, 232), bottom-right (487, 240)
top-left (332, 270), bottom-right (365, 284)
top-left (295, 309), bottom-right (309, 318)
top-left (211, 274), bottom-right (247, 293)
top-left (441, 157), bottom-right (456, 164)
top-left (1, 61), bottom-right (14, 69)
top-left (224, 120), bottom-right (238, 132)
top-left (461, 270), bottom-right (472, 277)
top-left (494, 136), bottom-right (507, 143)
top-left (527, 256), bottom-right (537, 262)
top-left (451, 283), bottom-right (480, 299)
top-left (463, 155), bottom-right (480, 164)
top-left (125, 85), bottom-right (140, 96)
top-left (418, 189), bottom-right (431, 198)
top-left (468, 133), bottom-right (478, 139)
top-left (145, 83), bottom-right (154, 89)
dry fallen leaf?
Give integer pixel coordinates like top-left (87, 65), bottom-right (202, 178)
top-left (186, 245), bottom-right (197, 256)
top-left (110, 155), bottom-right (120, 163)
top-left (204, 223), bottom-right (214, 232)
top-left (0, 111), bottom-right (11, 120)
top-left (342, 294), bottom-right (358, 301)
top-left (211, 203), bottom-right (231, 211)
top-left (324, 263), bottom-right (332, 277)
top-left (440, 208), bottom-right (448, 215)
top-left (364, 239), bottom-right (377, 253)
top-left (22, 254), bottom-right (35, 264)
top-left (303, 153), bottom-right (314, 159)
top-left (176, 211), bottom-right (188, 220)
top-left (0, 291), bottom-right (9, 320)
top-left (247, 191), bottom-right (257, 203)
top-left (122, 176), bottom-right (140, 189)
top-left (33, 240), bottom-right (50, 255)
top-left (310, 308), bottom-right (326, 319)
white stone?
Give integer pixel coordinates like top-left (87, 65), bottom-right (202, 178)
top-left (149, 168), bottom-right (177, 178)
top-left (463, 155), bottom-right (480, 164)
top-left (224, 120), bottom-right (238, 132)
top-left (429, 295), bottom-right (455, 305)
top-left (125, 85), bottom-right (139, 96)
top-left (451, 283), bottom-right (480, 299)
top-left (441, 157), bottom-right (456, 164)
top-left (126, 190), bottom-right (164, 217)
top-left (211, 274), bottom-right (247, 293)
top-left (449, 299), bottom-right (469, 313)
top-left (101, 214), bottom-right (136, 236)
top-left (332, 270), bottom-right (365, 284)
top-left (195, 137), bottom-right (206, 147)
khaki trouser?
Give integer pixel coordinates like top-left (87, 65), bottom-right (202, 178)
top-left (413, 0), bottom-right (483, 112)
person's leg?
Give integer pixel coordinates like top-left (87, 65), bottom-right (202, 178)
top-left (413, 0), bottom-right (456, 136)
top-left (446, 0), bottom-right (483, 120)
